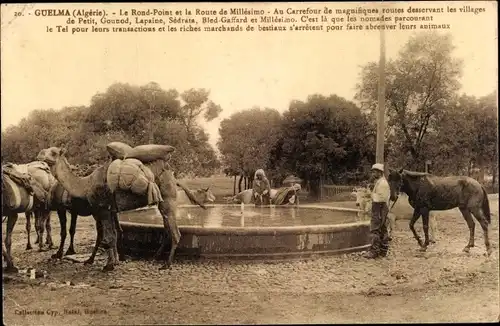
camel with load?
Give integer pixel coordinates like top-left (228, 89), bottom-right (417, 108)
top-left (39, 144), bottom-right (206, 271)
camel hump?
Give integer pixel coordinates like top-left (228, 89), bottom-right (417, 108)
top-left (106, 141), bottom-right (133, 160)
top-left (124, 144), bottom-right (176, 163)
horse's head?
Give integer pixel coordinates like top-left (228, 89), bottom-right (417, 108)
top-left (387, 168), bottom-right (405, 201)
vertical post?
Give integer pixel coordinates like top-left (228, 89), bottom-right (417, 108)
top-left (148, 90), bottom-right (155, 143)
top-left (376, 13), bottom-right (386, 166)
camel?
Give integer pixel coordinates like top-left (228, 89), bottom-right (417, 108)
top-left (227, 185), bottom-right (301, 205)
top-left (2, 162), bottom-right (54, 272)
top-left (49, 182), bottom-right (215, 260)
top-left (39, 146), bottom-right (206, 271)
top-left (176, 185), bottom-right (216, 205)
top-left (36, 148), bottom-right (215, 261)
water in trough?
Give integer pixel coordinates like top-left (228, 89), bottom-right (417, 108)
top-left (119, 204), bottom-right (370, 260)
top-left (119, 205), bottom-right (358, 228)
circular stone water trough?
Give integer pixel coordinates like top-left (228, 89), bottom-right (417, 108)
top-left (119, 204), bottom-right (371, 261)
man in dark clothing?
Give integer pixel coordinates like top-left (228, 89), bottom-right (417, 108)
top-left (363, 163), bottom-right (390, 259)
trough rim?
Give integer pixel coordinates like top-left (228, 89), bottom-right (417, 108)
top-left (119, 203), bottom-right (368, 235)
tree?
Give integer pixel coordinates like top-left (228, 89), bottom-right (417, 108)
top-left (84, 82), bottom-right (181, 141)
top-left (1, 106), bottom-right (88, 163)
top-left (270, 94), bottom-right (374, 199)
top-left (2, 82), bottom-right (222, 177)
top-left (178, 88), bottom-right (222, 140)
top-left (356, 32), bottom-right (463, 170)
top-left (218, 107), bottom-right (282, 192)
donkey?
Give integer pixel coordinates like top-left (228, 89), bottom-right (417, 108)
top-left (387, 169), bottom-right (492, 255)
top-left (351, 186), bottom-right (397, 240)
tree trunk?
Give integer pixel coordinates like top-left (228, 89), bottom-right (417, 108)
top-left (233, 175), bottom-right (237, 195)
top-left (238, 174), bottom-right (244, 193)
top-left (492, 162), bottom-right (497, 190)
top-left (308, 178), bottom-right (321, 201)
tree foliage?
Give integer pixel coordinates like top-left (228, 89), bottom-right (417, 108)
top-left (1, 82), bottom-right (221, 177)
top-left (268, 94), bottom-right (375, 198)
top-left (425, 92), bottom-right (498, 176)
top-left (356, 32), bottom-right (463, 169)
top-left (218, 107), bottom-right (282, 182)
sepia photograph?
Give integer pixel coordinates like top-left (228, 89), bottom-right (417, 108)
top-left (1, 1), bottom-right (498, 324)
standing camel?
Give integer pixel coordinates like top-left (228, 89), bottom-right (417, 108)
top-left (2, 162), bottom-right (53, 272)
top-left (40, 146), bottom-right (205, 271)
top-left (34, 150), bottom-right (96, 259)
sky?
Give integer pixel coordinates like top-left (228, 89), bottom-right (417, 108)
top-left (1, 1), bottom-right (497, 149)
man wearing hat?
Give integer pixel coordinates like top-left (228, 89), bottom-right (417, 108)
top-left (364, 163), bottom-right (391, 259)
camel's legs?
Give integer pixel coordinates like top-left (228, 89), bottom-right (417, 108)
top-left (99, 210), bottom-right (118, 272)
top-left (25, 212), bottom-right (33, 250)
top-left (4, 213), bottom-right (19, 272)
top-left (155, 170), bottom-right (181, 269)
top-left (459, 208), bottom-right (475, 253)
top-left (65, 211), bottom-right (78, 256)
top-left (471, 207), bottom-right (492, 256)
top-left (110, 194), bottom-right (124, 262)
top-left (33, 211), bottom-right (40, 245)
top-left (84, 218), bottom-right (102, 265)
top-left (52, 208), bottom-right (68, 259)
top-left (44, 212), bottom-right (54, 249)
top-left (35, 210), bottom-right (46, 252)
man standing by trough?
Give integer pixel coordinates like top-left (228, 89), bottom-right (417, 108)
top-left (364, 163), bottom-right (391, 259)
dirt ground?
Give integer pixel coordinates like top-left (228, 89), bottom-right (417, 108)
top-left (3, 196), bottom-right (499, 325)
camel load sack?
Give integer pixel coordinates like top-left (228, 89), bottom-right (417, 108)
top-left (107, 158), bottom-right (163, 205)
top-left (106, 142), bottom-right (176, 163)
top-left (107, 142), bottom-right (133, 160)
top-left (2, 174), bottom-right (34, 212)
top-left (2, 161), bottom-right (55, 212)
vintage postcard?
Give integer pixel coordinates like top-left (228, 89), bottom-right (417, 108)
top-left (1, 1), bottom-right (498, 325)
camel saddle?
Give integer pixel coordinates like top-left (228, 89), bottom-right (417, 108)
top-left (2, 161), bottom-right (54, 210)
top-left (107, 158), bottom-right (163, 205)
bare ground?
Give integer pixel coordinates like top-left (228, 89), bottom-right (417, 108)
top-left (3, 196), bottom-right (499, 325)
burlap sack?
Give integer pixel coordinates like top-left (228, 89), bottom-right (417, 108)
top-left (106, 158), bottom-right (163, 205)
top-left (125, 144), bottom-right (176, 163)
top-left (106, 142), bottom-right (133, 160)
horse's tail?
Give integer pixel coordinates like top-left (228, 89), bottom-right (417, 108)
top-left (481, 186), bottom-right (491, 224)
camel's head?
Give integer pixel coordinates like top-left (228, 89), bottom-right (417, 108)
top-left (39, 147), bottom-right (67, 166)
top-left (195, 185), bottom-right (216, 203)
